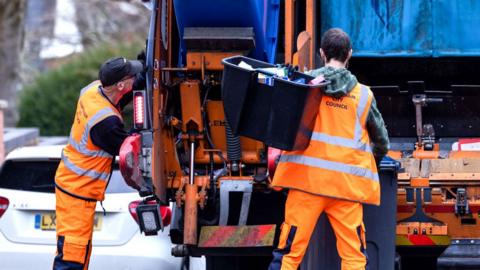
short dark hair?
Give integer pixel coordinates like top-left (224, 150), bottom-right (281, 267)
top-left (320, 28), bottom-right (351, 63)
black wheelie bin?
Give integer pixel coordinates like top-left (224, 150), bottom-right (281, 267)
top-left (221, 55), bottom-right (327, 151)
top-left (301, 157), bottom-right (400, 270)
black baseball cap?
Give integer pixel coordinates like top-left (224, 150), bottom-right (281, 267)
top-left (99, 57), bottom-right (144, 87)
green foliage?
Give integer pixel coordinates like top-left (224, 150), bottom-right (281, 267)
top-left (18, 42), bottom-right (142, 135)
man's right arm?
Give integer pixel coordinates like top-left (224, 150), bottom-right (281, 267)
top-left (366, 97), bottom-right (390, 164)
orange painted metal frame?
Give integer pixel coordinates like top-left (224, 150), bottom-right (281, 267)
top-left (151, 0), bottom-right (170, 203)
top-left (284, 0), bottom-right (295, 64)
top-left (410, 177), bottom-right (430, 187)
top-left (306, 0), bottom-right (316, 69)
top-left (179, 80), bottom-right (203, 132)
top-left (186, 52), bottom-right (240, 71)
top-left (285, 0), bottom-right (316, 69)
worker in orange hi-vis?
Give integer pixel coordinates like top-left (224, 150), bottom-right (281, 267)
top-left (268, 28), bottom-right (389, 270)
top-left (52, 56), bottom-right (145, 270)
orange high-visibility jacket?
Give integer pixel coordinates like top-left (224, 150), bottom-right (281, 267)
top-left (272, 83), bottom-right (380, 205)
top-left (55, 81), bottom-right (122, 201)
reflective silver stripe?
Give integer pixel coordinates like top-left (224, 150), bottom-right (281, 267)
top-left (76, 82), bottom-right (114, 156)
top-left (357, 85), bottom-right (370, 120)
top-left (80, 86), bottom-right (88, 96)
top-left (353, 120), bottom-right (362, 142)
top-left (311, 85), bottom-right (373, 153)
top-left (279, 154), bottom-right (379, 182)
top-left (62, 152), bottom-right (110, 181)
top-left (310, 132), bottom-right (372, 152)
top-left (80, 107), bottom-right (117, 147)
top-left (80, 81), bottom-right (100, 96)
top-left (353, 85), bottom-right (370, 140)
top-left (68, 107), bottom-right (116, 158)
top-left (68, 137), bottom-right (112, 158)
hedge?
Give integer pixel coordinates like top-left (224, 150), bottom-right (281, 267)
top-left (18, 41), bottom-right (142, 135)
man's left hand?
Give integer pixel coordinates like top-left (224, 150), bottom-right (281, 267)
top-left (137, 50), bottom-right (146, 70)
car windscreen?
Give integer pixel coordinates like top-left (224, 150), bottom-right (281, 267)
top-left (0, 160), bottom-right (135, 194)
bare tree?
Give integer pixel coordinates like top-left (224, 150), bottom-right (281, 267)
top-left (23, 0), bottom-right (56, 73)
top-left (0, 0), bottom-right (26, 126)
top-left (73, 0), bottom-right (149, 48)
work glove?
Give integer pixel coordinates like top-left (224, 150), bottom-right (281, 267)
top-left (128, 126), bottom-right (140, 135)
top-left (134, 49), bottom-right (147, 90)
top-left (374, 155), bottom-right (383, 168)
top-left (118, 91), bottom-right (133, 111)
top-left (137, 50), bottom-right (146, 70)
top-left (277, 63), bottom-right (299, 78)
top-left (285, 63), bottom-right (299, 78)
top-left (133, 72), bottom-right (146, 90)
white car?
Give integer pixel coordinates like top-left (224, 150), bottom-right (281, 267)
top-left (0, 145), bottom-right (203, 270)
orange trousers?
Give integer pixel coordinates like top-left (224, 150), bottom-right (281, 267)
top-left (269, 189), bottom-right (367, 270)
top-left (53, 188), bottom-right (96, 270)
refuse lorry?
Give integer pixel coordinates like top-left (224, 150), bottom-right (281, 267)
top-left (120, 1), bottom-right (480, 269)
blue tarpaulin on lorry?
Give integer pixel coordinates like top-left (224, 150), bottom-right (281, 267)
top-left (321, 0), bottom-right (480, 57)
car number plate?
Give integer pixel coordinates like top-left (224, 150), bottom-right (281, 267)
top-left (35, 213), bottom-right (103, 231)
